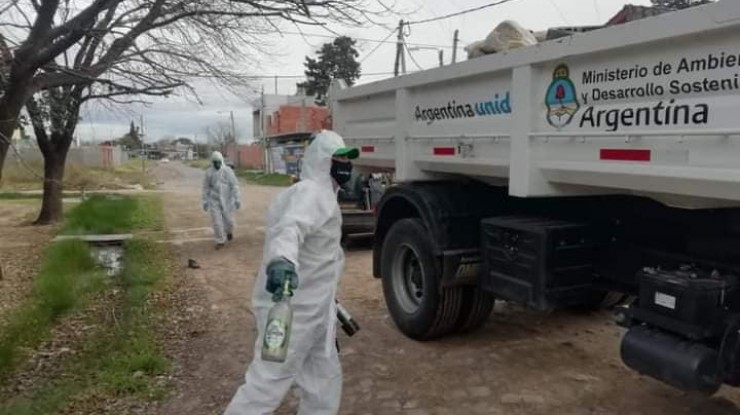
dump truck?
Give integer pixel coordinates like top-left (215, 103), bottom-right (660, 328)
top-left (330, 0), bottom-right (740, 395)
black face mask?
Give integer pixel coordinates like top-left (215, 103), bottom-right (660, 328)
top-left (213, 160), bottom-right (222, 170)
top-left (330, 160), bottom-right (352, 186)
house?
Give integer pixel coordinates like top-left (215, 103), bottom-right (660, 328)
top-left (251, 86), bottom-right (331, 174)
top-left (157, 140), bottom-right (195, 160)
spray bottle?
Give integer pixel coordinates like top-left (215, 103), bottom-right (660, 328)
top-left (337, 301), bottom-right (360, 336)
top-left (261, 280), bottom-right (294, 363)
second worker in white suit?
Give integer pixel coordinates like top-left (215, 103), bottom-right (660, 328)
top-left (202, 151), bottom-right (241, 249)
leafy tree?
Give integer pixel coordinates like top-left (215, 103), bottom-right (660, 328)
top-left (117, 121), bottom-right (142, 150)
top-left (174, 137), bottom-right (194, 146)
top-left (300, 36), bottom-right (361, 106)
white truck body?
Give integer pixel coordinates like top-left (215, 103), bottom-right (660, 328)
top-left (331, 0), bottom-right (740, 209)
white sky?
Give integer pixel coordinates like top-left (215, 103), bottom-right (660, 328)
top-left (77, 0), bottom-right (652, 144)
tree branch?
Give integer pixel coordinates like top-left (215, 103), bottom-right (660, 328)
top-left (14, 0), bottom-right (59, 62)
top-left (81, 83), bottom-right (179, 103)
top-left (30, 0), bottom-right (122, 67)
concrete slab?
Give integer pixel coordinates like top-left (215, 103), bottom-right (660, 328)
top-left (53, 234), bottom-right (133, 244)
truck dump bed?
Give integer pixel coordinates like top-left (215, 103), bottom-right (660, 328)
top-left (331, 1), bottom-right (740, 209)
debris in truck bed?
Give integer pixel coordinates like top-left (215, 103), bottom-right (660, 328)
top-left (465, 20), bottom-right (537, 59)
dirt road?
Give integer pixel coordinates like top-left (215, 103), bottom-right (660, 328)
top-left (154, 162), bottom-right (740, 415)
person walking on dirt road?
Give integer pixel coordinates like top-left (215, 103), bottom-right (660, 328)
top-left (202, 151), bottom-right (241, 249)
top-left (224, 130), bottom-right (358, 415)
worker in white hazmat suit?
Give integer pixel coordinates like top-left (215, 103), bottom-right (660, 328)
top-left (224, 130), bottom-right (358, 415)
top-left (202, 151), bottom-right (241, 249)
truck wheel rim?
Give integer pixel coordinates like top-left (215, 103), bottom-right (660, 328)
top-left (392, 244), bottom-right (424, 313)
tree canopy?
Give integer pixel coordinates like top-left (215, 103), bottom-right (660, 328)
top-left (300, 36), bottom-right (361, 106)
top-left (116, 121), bottom-right (142, 150)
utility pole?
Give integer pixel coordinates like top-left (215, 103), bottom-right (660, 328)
top-left (394, 19), bottom-right (404, 77)
top-left (400, 38), bottom-right (406, 74)
top-left (229, 110), bottom-right (238, 167)
top-left (194, 133), bottom-right (198, 159)
top-left (439, 50), bottom-right (444, 67)
top-left (229, 110), bottom-right (236, 144)
top-left (452, 29), bottom-right (459, 64)
top-left (261, 86), bottom-right (270, 174)
top-left (274, 75), bottom-right (278, 94)
top-left (139, 114), bottom-right (145, 172)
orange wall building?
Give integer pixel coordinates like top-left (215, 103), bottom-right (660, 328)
top-left (266, 105), bottom-right (332, 136)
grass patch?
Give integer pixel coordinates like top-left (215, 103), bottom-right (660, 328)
top-left (94, 238), bottom-right (169, 398)
top-left (1, 159), bottom-right (154, 191)
top-left (0, 239), bottom-right (105, 379)
top-left (236, 170), bottom-right (292, 187)
top-left (0, 196), bottom-right (171, 414)
top-left (130, 196), bottom-right (164, 232)
top-left (60, 194), bottom-right (158, 235)
top-left (185, 159), bottom-right (210, 169)
top-left (0, 384), bottom-right (78, 415)
top-left (188, 159), bottom-right (291, 186)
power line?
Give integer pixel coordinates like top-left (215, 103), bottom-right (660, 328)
top-left (359, 28), bottom-right (397, 64)
top-left (187, 71), bottom-right (413, 80)
top-left (280, 30), bottom-right (455, 50)
top-left (592, 0), bottom-right (602, 21)
top-left (548, 0), bottom-right (570, 25)
top-left (407, 0), bottom-right (519, 25)
top-left (404, 43), bottom-right (425, 72)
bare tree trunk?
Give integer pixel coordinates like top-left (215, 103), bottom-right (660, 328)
top-left (0, 111), bottom-right (20, 180)
top-left (0, 135), bottom-right (8, 177)
top-left (0, 79), bottom-right (34, 179)
top-left (0, 103), bottom-right (23, 179)
top-left (34, 133), bottom-right (70, 225)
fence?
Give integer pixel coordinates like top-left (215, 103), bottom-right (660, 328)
top-left (7, 146), bottom-right (127, 169)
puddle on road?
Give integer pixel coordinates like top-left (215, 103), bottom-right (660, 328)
top-left (90, 244), bottom-right (125, 277)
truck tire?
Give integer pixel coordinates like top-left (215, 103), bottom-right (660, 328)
top-left (455, 287), bottom-right (495, 333)
top-left (381, 218), bottom-right (463, 340)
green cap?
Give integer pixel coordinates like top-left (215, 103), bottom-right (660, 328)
top-left (333, 147), bottom-right (360, 160)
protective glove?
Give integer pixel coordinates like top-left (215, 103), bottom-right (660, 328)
top-left (234, 200), bottom-right (241, 210)
top-left (265, 258), bottom-right (298, 302)
top-left (202, 202), bottom-right (209, 212)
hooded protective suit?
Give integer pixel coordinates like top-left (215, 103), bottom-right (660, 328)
top-left (202, 151), bottom-right (241, 244)
top-left (224, 131), bottom-right (348, 415)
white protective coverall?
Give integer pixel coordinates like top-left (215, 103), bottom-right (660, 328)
top-left (202, 151), bottom-right (241, 244)
top-left (224, 131), bottom-right (347, 415)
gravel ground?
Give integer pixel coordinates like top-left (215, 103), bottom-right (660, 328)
top-left (0, 200), bottom-right (54, 323)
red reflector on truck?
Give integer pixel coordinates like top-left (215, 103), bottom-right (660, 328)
top-left (361, 146), bottom-right (375, 153)
top-left (433, 147), bottom-right (456, 156)
top-left (600, 149), bottom-right (651, 162)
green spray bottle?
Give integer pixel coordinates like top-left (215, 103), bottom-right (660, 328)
top-left (261, 280), bottom-right (294, 363)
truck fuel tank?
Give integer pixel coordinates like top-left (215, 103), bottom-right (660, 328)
top-left (621, 325), bottom-right (721, 394)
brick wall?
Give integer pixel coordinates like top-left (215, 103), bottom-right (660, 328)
top-left (226, 144), bottom-right (264, 170)
top-left (266, 105), bottom-right (331, 136)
